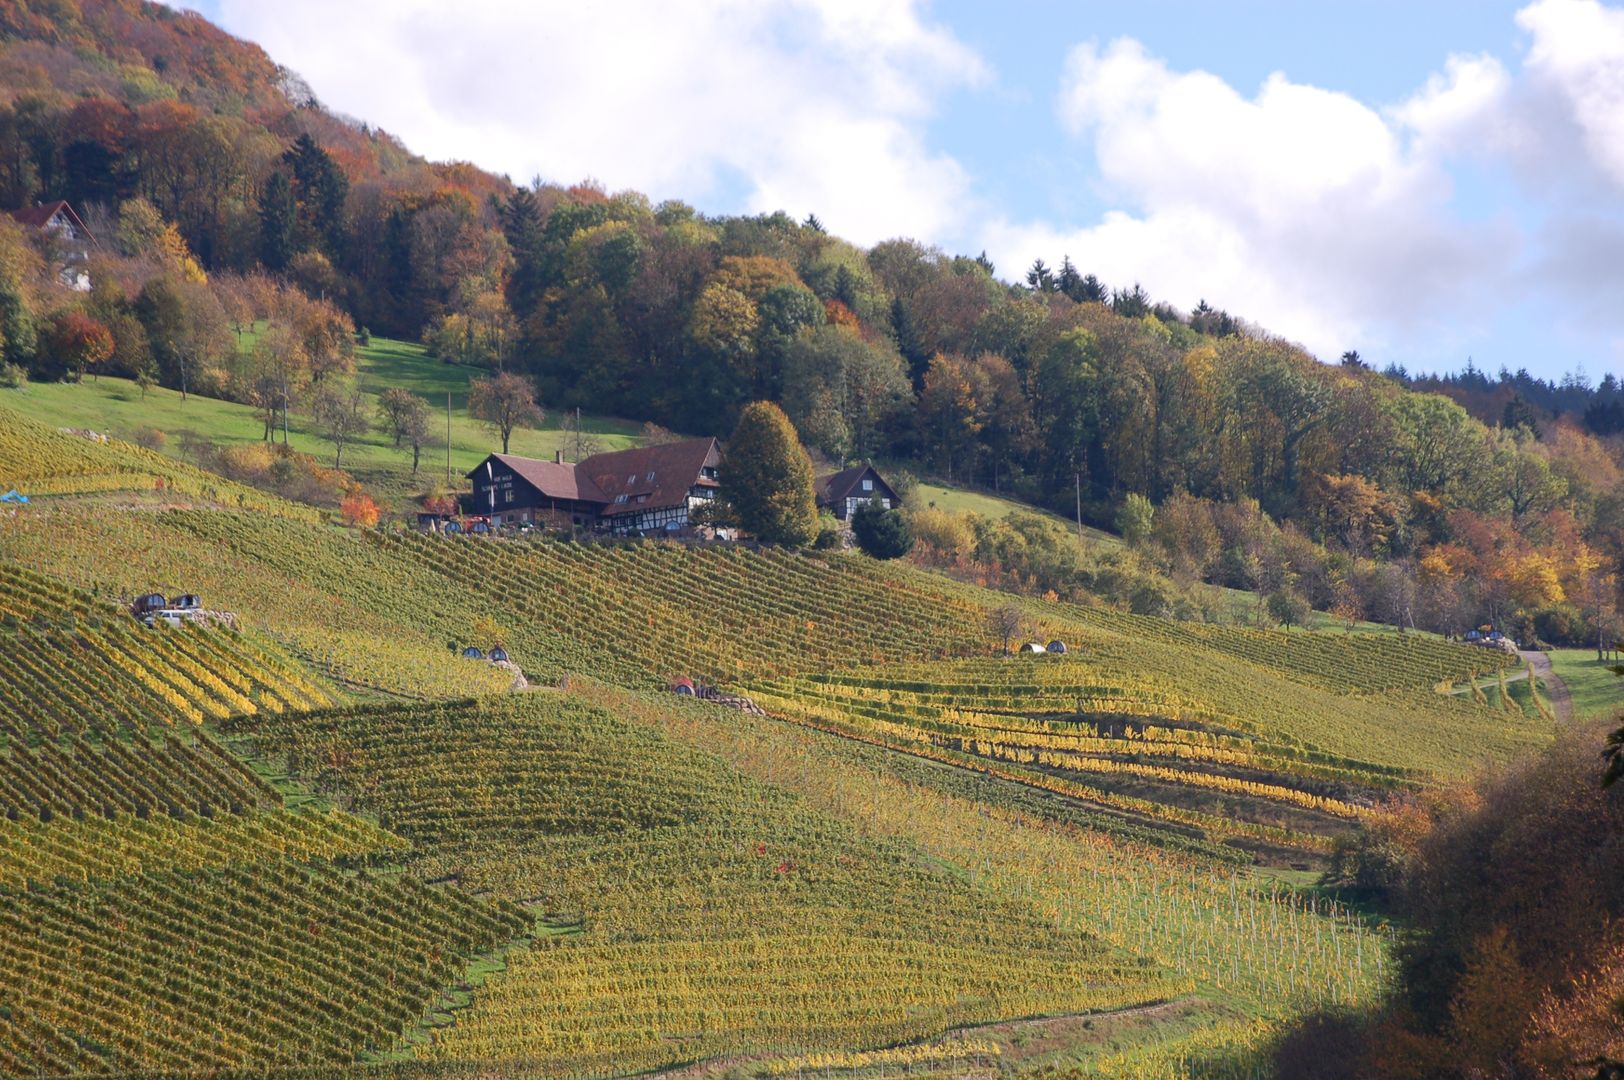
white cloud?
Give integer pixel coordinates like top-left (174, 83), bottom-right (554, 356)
top-left (983, 38), bottom-right (1516, 360)
top-left (1518, 0), bottom-right (1624, 185)
top-left (209, 0), bottom-right (985, 245)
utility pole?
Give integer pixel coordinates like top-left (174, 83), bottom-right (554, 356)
top-left (1075, 470), bottom-right (1084, 545)
top-left (446, 391), bottom-right (452, 485)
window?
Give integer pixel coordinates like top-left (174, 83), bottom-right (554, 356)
top-left (615, 494), bottom-right (628, 504)
top-left (504, 489), bottom-right (513, 503)
top-left (627, 474), bottom-right (637, 485)
top-left (862, 478), bottom-right (873, 491)
top-left (647, 471), bottom-right (656, 482)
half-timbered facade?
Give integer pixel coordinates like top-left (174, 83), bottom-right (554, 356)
top-left (815, 462), bottom-right (899, 521)
top-left (466, 438), bottom-right (722, 534)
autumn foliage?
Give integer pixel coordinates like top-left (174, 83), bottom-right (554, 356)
top-left (1294, 730), bottom-right (1624, 1077)
top-left (340, 488), bottom-right (379, 529)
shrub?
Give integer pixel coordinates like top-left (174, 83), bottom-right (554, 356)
top-left (1115, 493), bottom-right (1155, 547)
top-left (340, 489), bottom-right (380, 528)
top-left (130, 426), bottom-right (166, 451)
top-left (851, 501), bottom-right (913, 559)
top-left (908, 506), bottom-right (974, 557)
top-left (0, 362), bottom-right (24, 389)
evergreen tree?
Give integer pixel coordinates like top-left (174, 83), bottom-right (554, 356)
top-left (1025, 258), bottom-right (1054, 293)
top-left (851, 500), bottom-right (913, 559)
top-left (283, 133), bottom-right (349, 258)
top-left (1502, 394), bottom-right (1539, 434)
top-left (503, 187), bottom-right (548, 319)
top-left (257, 171), bottom-right (297, 271)
top-left (890, 296), bottom-right (929, 392)
top-left (1057, 255), bottom-right (1083, 301)
top-left (1078, 273), bottom-right (1108, 303)
top-left (1111, 283), bottom-right (1151, 318)
top-left (722, 401), bottom-right (819, 546)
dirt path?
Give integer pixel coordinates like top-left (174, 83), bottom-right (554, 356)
top-left (648, 997), bottom-right (1206, 1079)
top-left (1522, 650), bottom-right (1574, 724)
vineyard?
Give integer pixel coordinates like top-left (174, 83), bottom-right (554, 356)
top-left (741, 647), bottom-right (1533, 856)
top-left (232, 693), bottom-right (1187, 1076)
top-left (0, 860), bottom-right (527, 1075)
top-left (0, 406), bottom-right (322, 521)
top-left (0, 409), bottom-right (1561, 1077)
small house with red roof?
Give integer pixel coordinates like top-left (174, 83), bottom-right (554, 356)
top-left (8, 201), bottom-right (96, 291)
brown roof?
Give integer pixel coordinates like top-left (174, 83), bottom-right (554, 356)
top-left (580, 437), bottom-right (720, 516)
top-left (8, 201), bottom-right (93, 242)
top-left (480, 453), bottom-right (607, 503)
top-left (816, 462), bottom-right (894, 505)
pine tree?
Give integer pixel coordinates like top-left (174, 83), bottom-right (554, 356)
top-left (503, 187), bottom-right (547, 318)
top-left (890, 296), bottom-right (929, 392)
top-left (257, 171), bottom-right (297, 271)
top-left (1057, 255), bottom-right (1083, 301)
top-left (283, 133), bottom-right (348, 258)
top-left (722, 401), bottom-right (819, 546)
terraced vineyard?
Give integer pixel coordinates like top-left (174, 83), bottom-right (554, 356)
top-left (232, 693), bottom-right (1185, 1075)
top-left (1060, 604), bottom-right (1518, 695)
top-left (371, 529), bottom-right (997, 683)
top-left (0, 565), bottom-right (334, 737)
top-left (0, 860), bottom-right (527, 1075)
top-left (0, 407), bottom-right (321, 520)
top-left (742, 631), bottom-right (1544, 858)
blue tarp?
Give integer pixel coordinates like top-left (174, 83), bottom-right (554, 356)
top-left (0, 489), bottom-right (27, 504)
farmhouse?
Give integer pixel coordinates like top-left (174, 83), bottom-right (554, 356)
top-left (816, 462), bottom-right (899, 521)
top-left (9, 200), bottom-right (95, 290)
top-left (467, 437), bottom-right (721, 535)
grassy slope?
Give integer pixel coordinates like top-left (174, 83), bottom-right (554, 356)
top-left (913, 480), bottom-right (1122, 546)
top-left (1548, 649), bottom-right (1624, 723)
top-left (6, 336), bottom-right (641, 503)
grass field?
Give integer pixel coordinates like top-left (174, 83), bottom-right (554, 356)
top-left (1548, 648), bottom-right (1624, 723)
top-left (2, 336), bottom-right (641, 504)
top-left (913, 480), bottom-right (1122, 546)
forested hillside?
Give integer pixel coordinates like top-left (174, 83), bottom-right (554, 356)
top-left (0, 0), bottom-right (1619, 652)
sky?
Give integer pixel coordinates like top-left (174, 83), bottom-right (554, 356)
top-left (169, 0), bottom-right (1624, 381)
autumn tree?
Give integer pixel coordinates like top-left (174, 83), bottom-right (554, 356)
top-left (917, 353), bottom-right (983, 480)
top-left (309, 380), bottom-right (369, 467)
top-left (468, 371), bottom-right (544, 454)
top-left (721, 401), bottom-right (818, 546)
top-left (45, 311), bottom-right (114, 382)
top-left (376, 387), bottom-right (433, 473)
top-left (1267, 585), bottom-right (1310, 630)
top-left (1115, 493), bottom-right (1154, 547)
top-left (990, 605), bottom-right (1026, 655)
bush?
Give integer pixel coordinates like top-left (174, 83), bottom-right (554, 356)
top-left (812, 512), bottom-right (843, 550)
top-left (0, 362), bottom-right (24, 389)
top-left (130, 426), bottom-right (166, 451)
top-left (1533, 604), bottom-right (1586, 647)
top-left (1115, 493), bottom-right (1155, 547)
top-left (908, 506), bottom-right (974, 557)
top-left (851, 501), bottom-right (913, 559)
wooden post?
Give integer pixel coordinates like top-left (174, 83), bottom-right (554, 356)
top-left (446, 391), bottom-right (452, 485)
